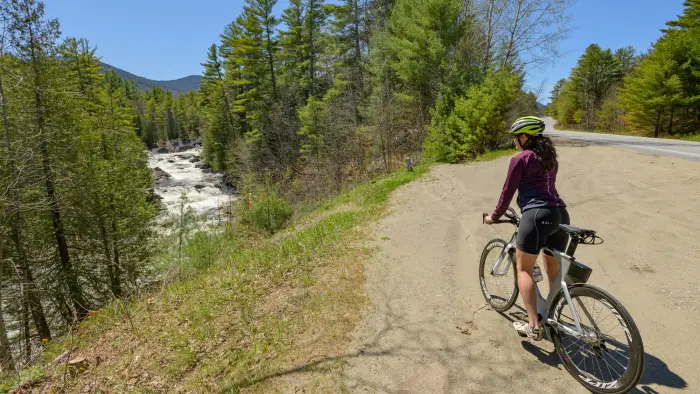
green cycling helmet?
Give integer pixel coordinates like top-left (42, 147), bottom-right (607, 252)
top-left (511, 116), bottom-right (545, 135)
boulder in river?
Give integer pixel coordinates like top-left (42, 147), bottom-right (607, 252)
top-left (146, 188), bottom-right (163, 202)
top-left (153, 167), bottom-right (172, 183)
top-left (189, 156), bottom-right (200, 163)
top-left (177, 144), bottom-right (194, 152)
top-left (194, 184), bottom-right (206, 191)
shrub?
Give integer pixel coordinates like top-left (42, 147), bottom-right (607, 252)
top-left (246, 193), bottom-right (294, 234)
top-left (238, 173), bottom-right (294, 234)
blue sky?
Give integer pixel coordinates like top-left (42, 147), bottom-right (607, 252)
top-left (527, 0), bottom-right (685, 101)
top-left (43, 0), bottom-right (685, 100)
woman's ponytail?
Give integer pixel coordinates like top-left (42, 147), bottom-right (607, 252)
top-left (525, 135), bottom-right (558, 171)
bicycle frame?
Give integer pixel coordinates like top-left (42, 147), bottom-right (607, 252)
top-left (495, 232), bottom-right (592, 340)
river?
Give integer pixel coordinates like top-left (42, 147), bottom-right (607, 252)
top-left (148, 145), bottom-right (236, 224)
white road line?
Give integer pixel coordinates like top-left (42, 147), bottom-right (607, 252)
top-left (628, 145), bottom-right (700, 158)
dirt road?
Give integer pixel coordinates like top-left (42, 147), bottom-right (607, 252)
top-left (343, 140), bottom-right (700, 393)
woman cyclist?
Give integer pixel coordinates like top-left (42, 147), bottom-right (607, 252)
top-left (484, 116), bottom-right (569, 340)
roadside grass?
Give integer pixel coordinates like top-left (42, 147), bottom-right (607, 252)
top-left (8, 165), bottom-right (428, 393)
top-left (681, 134), bottom-right (700, 142)
top-left (475, 149), bottom-right (517, 162)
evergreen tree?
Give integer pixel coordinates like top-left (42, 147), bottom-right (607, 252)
top-left (279, 0), bottom-right (306, 102)
top-left (385, 0), bottom-right (464, 128)
top-left (8, 0), bottom-right (84, 330)
top-left (304, 0), bottom-right (327, 97)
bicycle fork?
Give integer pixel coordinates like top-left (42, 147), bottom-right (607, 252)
top-left (492, 241), bottom-right (516, 276)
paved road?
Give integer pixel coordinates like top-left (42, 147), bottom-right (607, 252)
top-left (543, 117), bottom-right (700, 161)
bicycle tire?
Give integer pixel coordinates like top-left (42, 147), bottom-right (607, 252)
top-left (478, 238), bottom-right (518, 312)
top-left (550, 284), bottom-right (644, 394)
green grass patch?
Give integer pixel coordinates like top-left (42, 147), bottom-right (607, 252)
top-left (475, 149), bottom-right (517, 162)
top-left (13, 166), bottom-right (428, 393)
top-left (681, 134), bottom-right (700, 142)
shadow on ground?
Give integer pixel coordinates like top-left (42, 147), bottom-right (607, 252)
top-left (497, 305), bottom-right (687, 393)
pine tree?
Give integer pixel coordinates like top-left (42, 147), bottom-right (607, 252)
top-left (569, 44), bottom-right (623, 129)
top-left (328, 0), bottom-right (368, 119)
top-left (201, 43), bottom-right (236, 169)
top-left (279, 0), bottom-right (306, 101)
top-left (385, 0), bottom-right (464, 128)
top-left (619, 32), bottom-right (699, 137)
top-left (665, 0), bottom-right (700, 31)
top-left (304, 0), bottom-right (327, 97)
top-left (8, 0), bottom-right (81, 333)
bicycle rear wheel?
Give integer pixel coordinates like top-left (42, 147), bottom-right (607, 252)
top-left (478, 238), bottom-right (518, 312)
top-left (550, 285), bottom-right (644, 394)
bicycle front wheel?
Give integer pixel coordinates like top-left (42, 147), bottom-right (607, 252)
top-left (550, 284), bottom-right (644, 394)
top-left (478, 238), bottom-right (518, 312)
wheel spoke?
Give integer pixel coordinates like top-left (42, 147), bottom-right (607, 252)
top-left (564, 337), bottom-right (584, 352)
top-left (555, 291), bottom-right (640, 390)
top-left (602, 350), bottom-right (616, 382)
top-left (605, 353), bottom-right (627, 378)
top-left (481, 244), bottom-right (516, 309)
top-left (592, 350), bottom-right (604, 381)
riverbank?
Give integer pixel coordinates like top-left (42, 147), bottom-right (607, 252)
top-left (9, 166), bottom-right (427, 393)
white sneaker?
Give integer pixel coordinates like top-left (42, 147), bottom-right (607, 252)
top-left (513, 321), bottom-right (543, 341)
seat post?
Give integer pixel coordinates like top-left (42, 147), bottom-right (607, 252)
top-left (565, 237), bottom-right (579, 257)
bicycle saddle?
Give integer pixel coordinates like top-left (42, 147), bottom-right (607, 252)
top-left (558, 224), bottom-right (595, 235)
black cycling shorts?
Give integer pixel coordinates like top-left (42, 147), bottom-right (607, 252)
top-left (516, 206), bottom-right (570, 255)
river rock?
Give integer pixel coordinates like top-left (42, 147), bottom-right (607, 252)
top-left (146, 188), bottom-right (163, 201)
top-left (189, 156), bottom-right (200, 163)
top-left (177, 144), bottom-right (194, 152)
top-left (194, 184), bottom-right (206, 191)
top-left (153, 167), bottom-right (172, 183)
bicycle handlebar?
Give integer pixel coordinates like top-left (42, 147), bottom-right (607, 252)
top-left (482, 207), bottom-right (520, 225)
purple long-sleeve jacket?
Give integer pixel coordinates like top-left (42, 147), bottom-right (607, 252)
top-left (491, 150), bottom-right (566, 220)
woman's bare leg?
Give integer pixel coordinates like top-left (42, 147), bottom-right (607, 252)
top-left (515, 248), bottom-right (540, 328)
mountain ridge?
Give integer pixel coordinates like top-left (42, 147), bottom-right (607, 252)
top-left (100, 62), bottom-right (201, 94)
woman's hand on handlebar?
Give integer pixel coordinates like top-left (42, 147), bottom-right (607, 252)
top-left (483, 214), bottom-right (494, 225)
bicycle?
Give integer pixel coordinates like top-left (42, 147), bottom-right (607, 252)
top-left (479, 207), bottom-right (644, 394)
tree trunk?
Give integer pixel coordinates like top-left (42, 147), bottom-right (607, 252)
top-left (352, 0), bottom-right (364, 98)
top-left (265, 19), bottom-right (278, 99)
top-left (22, 297), bottom-right (32, 364)
top-left (654, 107), bottom-right (663, 138)
top-left (111, 220), bottom-right (123, 295)
top-left (100, 222), bottom-right (121, 298)
top-left (484, 0), bottom-right (496, 68)
top-left (1, 73), bottom-right (53, 341)
top-left (0, 239), bottom-right (15, 371)
top-left (106, 94), bottom-right (124, 296)
top-left (309, 0), bottom-right (316, 97)
top-left (668, 106), bottom-right (675, 135)
top-left (28, 23), bottom-right (88, 320)
top-left (503, 0), bottom-right (523, 67)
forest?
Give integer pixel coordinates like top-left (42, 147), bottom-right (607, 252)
top-left (549, 0), bottom-right (700, 139)
top-left (0, 0), bottom-right (568, 372)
